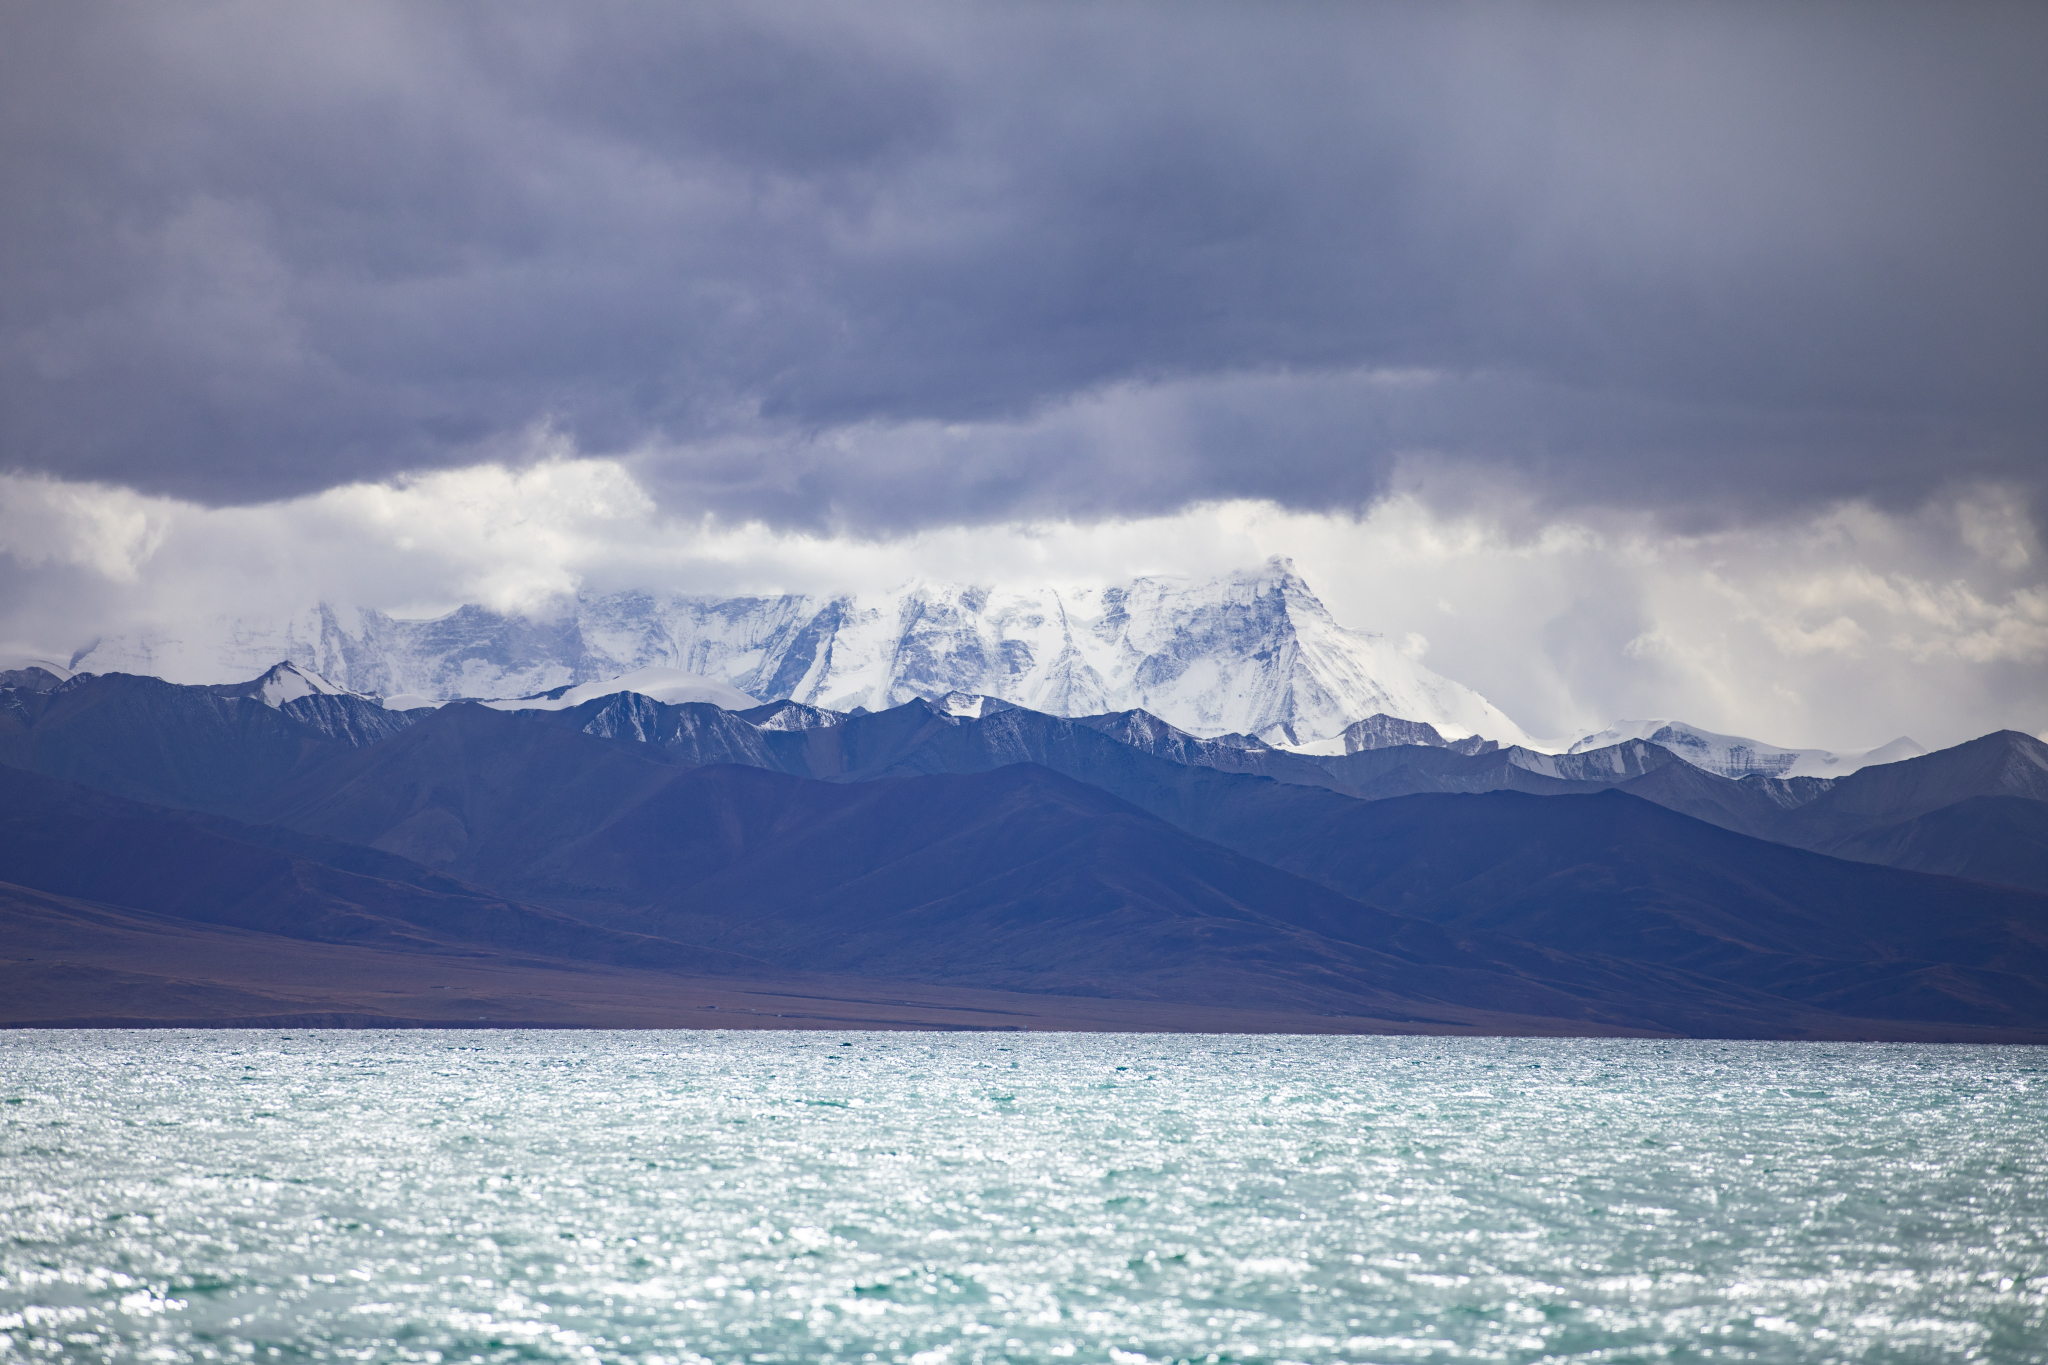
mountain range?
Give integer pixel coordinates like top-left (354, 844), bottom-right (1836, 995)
top-left (60, 561), bottom-right (1929, 781)
top-left (67, 561), bottom-right (1543, 747)
top-left (4, 658), bottom-right (2043, 1039)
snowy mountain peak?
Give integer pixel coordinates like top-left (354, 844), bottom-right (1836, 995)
top-left (211, 660), bottom-right (368, 709)
top-left (739, 700), bottom-right (848, 732)
top-left (1567, 719), bottom-right (1926, 779)
top-left (929, 692), bottom-right (1021, 720)
top-left (67, 562), bottom-right (1538, 748)
top-left (0, 656), bottom-right (72, 693)
top-left (0, 653), bottom-right (74, 684)
top-left (484, 667), bottom-right (760, 714)
top-left (1343, 713), bottom-right (1500, 757)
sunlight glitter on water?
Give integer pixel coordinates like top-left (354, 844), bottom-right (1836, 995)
top-left (2, 1032), bottom-right (2044, 1364)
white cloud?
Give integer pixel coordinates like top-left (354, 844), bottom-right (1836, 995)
top-left (1, 462), bottom-right (2042, 751)
top-left (0, 475), bottom-right (171, 581)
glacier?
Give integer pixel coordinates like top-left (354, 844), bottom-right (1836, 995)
top-left (68, 559), bottom-right (1538, 748)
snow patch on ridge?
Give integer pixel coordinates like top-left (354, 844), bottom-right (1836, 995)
top-left (483, 667), bottom-right (759, 714)
top-left (0, 653), bottom-right (74, 682)
top-left (208, 660), bottom-right (370, 709)
top-left (1567, 719), bottom-right (1925, 779)
top-left (253, 660), bottom-right (360, 707)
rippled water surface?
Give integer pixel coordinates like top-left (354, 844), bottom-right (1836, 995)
top-left (2, 1032), bottom-right (2044, 1364)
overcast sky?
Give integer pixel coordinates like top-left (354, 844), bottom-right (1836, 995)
top-left (2, 1), bottom-right (2043, 747)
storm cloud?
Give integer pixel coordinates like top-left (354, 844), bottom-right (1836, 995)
top-left (2, 0), bottom-right (2043, 531)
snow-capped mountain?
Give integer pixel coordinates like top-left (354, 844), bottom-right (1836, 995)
top-left (208, 660), bottom-right (370, 709)
top-left (0, 654), bottom-right (71, 693)
top-left (1566, 719), bottom-right (1924, 779)
top-left (1342, 713), bottom-right (1500, 756)
top-left (68, 559), bottom-right (1535, 747)
top-left (483, 667), bottom-right (759, 714)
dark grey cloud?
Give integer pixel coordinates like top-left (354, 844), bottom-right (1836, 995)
top-left (1, 0), bottom-right (2043, 530)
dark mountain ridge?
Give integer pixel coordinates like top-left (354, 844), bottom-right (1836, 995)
top-left (1207, 786), bottom-right (2048, 1028)
top-left (1315, 738), bottom-right (1676, 798)
top-left (0, 765), bottom-right (762, 974)
top-left (1070, 709), bottom-right (1350, 790)
top-left (7, 670), bottom-right (2046, 1036)
top-left (0, 672), bottom-right (341, 814)
top-left (232, 703), bottom-right (2048, 1034)
top-left (1825, 795), bottom-right (2048, 894)
top-left (1780, 730), bottom-right (2048, 846)
top-left (10, 673), bottom-right (2044, 889)
top-left (524, 690), bottom-right (2048, 889)
top-left (2, 735), bottom-right (1753, 1032)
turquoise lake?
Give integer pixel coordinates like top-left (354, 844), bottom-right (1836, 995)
top-left (2, 1032), bottom-right (2043, 1364)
